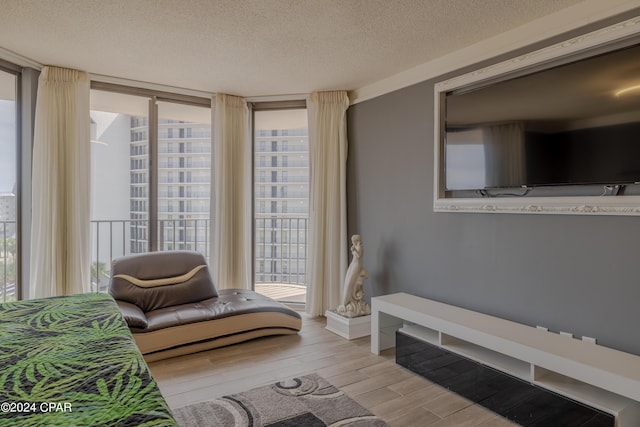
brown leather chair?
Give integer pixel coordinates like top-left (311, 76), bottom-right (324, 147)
top-left (109, 251), bottom-right (302, 361)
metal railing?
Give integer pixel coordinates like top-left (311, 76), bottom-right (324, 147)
top-left (90, 216), bottom-right (308, 292)
top-left (255, 216), bottom-right (307, 285)
top-left (158, 218), bottom-right (210, 255)
top-left (255, 160), bottom-right (309, 168)
top-left (1, 216), bottom-right (309, 299)
top-left (90, 218), bottom-right (211, 291)
top-left (158, 146), bottom-right (210, 154)
top-left (0, 221), bottom-right (17, 302)
top-left (256, 176), bottom-right (308, 183)
top-left (90, 219), bottom-right (149, 292)
top-left (158, 161), bottom-right (211, 169)
top-left (255, 146), bottom-right (308, 153)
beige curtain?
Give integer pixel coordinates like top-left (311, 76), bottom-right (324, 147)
top-left (210, 94), bottom-right (252, 290)
top-left (29, 66), bottom-right (91, 298)
top-left (305, 91), bottom-right (350, 316)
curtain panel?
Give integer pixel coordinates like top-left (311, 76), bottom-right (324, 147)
top-left (305, 91), bottom-right (350, 316)
top-left (210, 94), bottom-right (252, 290)
top-left (29, 66), bottom-right (91, 298)
top-left (483, 122), bottom-right (526, 188)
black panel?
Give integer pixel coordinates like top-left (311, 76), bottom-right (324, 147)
top-left (396, 332), bottom-right (614, 427)
top-left (444, 42), bottom-right (640, 191)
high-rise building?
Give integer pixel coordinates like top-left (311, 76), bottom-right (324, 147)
top-left (129, 117), bottom-right (211, 255)
top-left (128, 115), bottom-right (150, 253)
top-left (254, 126), bottom-right (309, 285)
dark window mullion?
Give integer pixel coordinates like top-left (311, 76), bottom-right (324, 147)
top-left (15, 70), bottom-right (21, 300)
top-left (149, 98), bottom-right (158, 251)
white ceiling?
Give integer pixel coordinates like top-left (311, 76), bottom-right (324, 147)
top-left (0, 0), bottom-right (618, 99)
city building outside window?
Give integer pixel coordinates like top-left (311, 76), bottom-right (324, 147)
top-left (254, 107), bottom-right (308, 304)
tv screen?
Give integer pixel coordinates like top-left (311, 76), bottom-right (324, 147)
top-left (444, 43), bottom-right (640, 191)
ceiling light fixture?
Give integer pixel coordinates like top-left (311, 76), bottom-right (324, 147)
top-left (615, 84), bottom-right (640, 97)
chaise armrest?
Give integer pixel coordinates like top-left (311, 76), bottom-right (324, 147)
top-left (115, 300), bottom-right (148, 329)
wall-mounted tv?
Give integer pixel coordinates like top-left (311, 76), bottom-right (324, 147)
top-left (444, 42), bottom-right (640, 191)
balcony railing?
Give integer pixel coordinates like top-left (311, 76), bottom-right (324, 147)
top-left (158, 177), bottom-right (210, 184)
top-left (158, 161), bottom-right (211, 169)
top-left (255, 160), bottom-right (309, 168)
top-left (0, 221), bottom-right (17, 302)
top-left (256, 176), bottom-right (308, 183)
top-left (1, 215), bottom-right (308, 300)
top-left (158, 146), bottom-right (210, 154)
top-left (255, 145), bottom-right (308, 153)
top-left (158, 191), bottom-right (210, 198)
top-left (90, 216), bottom-right (308, 292)
top-left (256, 191), bottom-right (309, 199)
top-left (255, 216), bottom-right (307, 285)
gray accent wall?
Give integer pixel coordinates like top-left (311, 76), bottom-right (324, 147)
top-left (346, 14), bottom-right (640, 356)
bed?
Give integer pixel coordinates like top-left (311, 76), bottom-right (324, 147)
top-left (0, 292), bottom-right (177, 426)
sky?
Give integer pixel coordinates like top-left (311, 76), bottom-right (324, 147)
top-left (0, 100), bottom-right (16, 194)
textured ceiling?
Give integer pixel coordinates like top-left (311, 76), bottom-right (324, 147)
top-left (0, 0), bottom-right (590, 97)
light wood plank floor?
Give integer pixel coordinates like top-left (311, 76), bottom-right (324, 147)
top-left (148, 314), bottom-right (517, 427)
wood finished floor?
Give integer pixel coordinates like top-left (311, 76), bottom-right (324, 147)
top-left (148, 314), bottom-right (518, 427)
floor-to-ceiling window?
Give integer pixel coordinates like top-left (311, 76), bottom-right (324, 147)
top-left (253, 105), bottom-right (308, 304)
top-left (90, 90), bottom-right (149, 291)
top-left (157, 101), bottom-right (211, 254)
top-left (0, 67), bottom-right (18, 302)
top-left (89, 85), bottom-right (210, 291)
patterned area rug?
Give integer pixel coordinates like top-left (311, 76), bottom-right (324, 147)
top-left (172, 373), bottom-right (389, 426)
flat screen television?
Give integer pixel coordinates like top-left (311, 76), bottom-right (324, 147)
top-left (444, 42), bottom-right (640, 191)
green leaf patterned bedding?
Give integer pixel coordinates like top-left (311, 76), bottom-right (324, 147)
top-left (0, 293), bottom-right (177, 427)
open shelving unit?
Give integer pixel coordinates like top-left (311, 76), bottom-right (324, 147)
top-left (440, 333), bottom-right (531, 381)
top-left (372, 293), bottom-right (640, 426)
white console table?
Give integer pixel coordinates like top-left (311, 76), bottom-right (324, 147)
top-left (371, 292), bottom-right (640, 426)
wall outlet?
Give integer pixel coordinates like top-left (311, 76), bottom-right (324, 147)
top-left (582, 336), bottom-right (597, 345)
top-left (560, 331), bottom-right (573, 339)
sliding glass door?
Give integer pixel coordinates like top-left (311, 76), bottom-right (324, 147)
top-left (90, 90), bottom-right (149, 291)
top-left (253, 107), bottom-right (308, 304)
top-left (89, 88), bottom-right (211, 291)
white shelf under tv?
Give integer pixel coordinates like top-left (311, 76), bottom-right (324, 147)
top-left (372, 293), bottom-right (640, 426)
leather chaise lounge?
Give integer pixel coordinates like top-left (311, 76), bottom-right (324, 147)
top-left (109, 251), bottom-right (302, 362)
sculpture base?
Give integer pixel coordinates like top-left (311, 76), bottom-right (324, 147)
top-left (325, 310), bottom-right (371, 340)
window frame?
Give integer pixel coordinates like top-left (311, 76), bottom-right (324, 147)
top-left (0, 60), bottom-right (22, 300)
top-left (250, 100), bottom-right (308, 294)
top-left (89, 82), bottom-right (211, 254)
